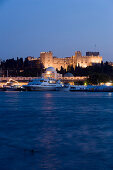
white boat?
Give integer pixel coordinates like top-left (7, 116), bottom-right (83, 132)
top-left (3, 85), bottom-right (24, 91)
top-left (70, 85), bottom-right (113, 92)
top-left (23, 78), bottom-right (63, 91)
top-left (3, 79), bottom-right (24, 91)
top-left (70, 85), bottom-right (87, 91)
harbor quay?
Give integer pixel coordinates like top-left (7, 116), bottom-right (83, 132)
top-left (0, 76), bottom-right (87, 87)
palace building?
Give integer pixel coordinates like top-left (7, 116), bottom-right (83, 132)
top-left (40, 51), bottom-right (102, 70)
top-left (27, 51), bottom-right (102, 70)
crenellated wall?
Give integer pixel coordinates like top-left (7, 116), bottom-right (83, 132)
top-left (40, 51), bottom-right (103, 70)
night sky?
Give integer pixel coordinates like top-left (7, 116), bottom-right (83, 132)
top-left (0, 0), bottom-right (113, 61)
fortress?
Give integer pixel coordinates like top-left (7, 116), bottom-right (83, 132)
top-left (27, 51), bottom-right (102, 70)
top-left (40, 51), bottom-right (102, 70)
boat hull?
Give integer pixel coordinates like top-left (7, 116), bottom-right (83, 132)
top-left (3, 87), bottom-right (25, 91)
top-left (24, 85), bottom-right (62, 91)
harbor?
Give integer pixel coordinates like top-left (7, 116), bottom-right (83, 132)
top-left (0, 0), bottom-right (113, 169)
top-left (0, 77), bottom-right (113, 92)
top-left (0, 66), bottom-right (113, 92)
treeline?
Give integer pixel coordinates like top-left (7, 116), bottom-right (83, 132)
top-left (0, 58), bottom-right (113, 84)
top-left (0, 57), bottom-right (44, 77)
top-left (57, 62), bottom-right (113, 84)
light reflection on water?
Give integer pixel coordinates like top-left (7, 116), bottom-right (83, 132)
top-left (0, 92), bottom-right (113, 169)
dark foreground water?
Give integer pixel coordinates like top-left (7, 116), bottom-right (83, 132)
top-left (0, 92), bottom-right (113, 170)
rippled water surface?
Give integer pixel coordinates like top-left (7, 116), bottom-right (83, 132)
top-left (0, 91), bottom-right (113, 170)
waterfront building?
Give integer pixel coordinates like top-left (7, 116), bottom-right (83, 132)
top-left (62, 72), bottom-right (87, 85)
top-left (42, 67), bottom-right (62, 79)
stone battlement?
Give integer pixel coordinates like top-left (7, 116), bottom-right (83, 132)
top-left (40, 51), bottom-right (102, 70)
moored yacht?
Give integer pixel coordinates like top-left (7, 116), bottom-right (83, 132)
top-left (3, 79), bottom-right (24, 91)
top-left (3, 85), bottom-right (24, 91)
top-left (23, 78), bottom-right (63, 91)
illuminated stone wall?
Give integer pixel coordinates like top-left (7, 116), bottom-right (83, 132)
top-left (40, 51), bottom-right (53, 68)
top-left (40, 51), bottom-right (102, 70)
top-left (53, 57), bottom-right (74, 70)
top-left (76, 55), bottom-right (102, 68)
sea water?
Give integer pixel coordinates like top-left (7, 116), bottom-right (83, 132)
top-left (0, 91), bottom-right (113, 170)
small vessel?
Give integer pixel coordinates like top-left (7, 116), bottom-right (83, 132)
top-left (70, 85), bottom-right (113, 92)
top-left (23, 78), bottom-right (63, 91)
top-left (3, 79), bottom-right (24, 91)
top-left (70, 85), bottom-right (87, 91)
top-left (3, 85), bottom-right (24, 91)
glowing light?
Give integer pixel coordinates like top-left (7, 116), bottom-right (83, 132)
top-left (105, 82), bottom-right (112, 86)
top-left (46, 71), bottom-right (51, 75)
top-left (84, 82), bottom-right (87, 86)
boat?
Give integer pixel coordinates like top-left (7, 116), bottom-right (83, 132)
top-left (70, 85), bottom-right (87, 91)
top-left (3, 79), bottom-right (24, 91)
top-left (70, 85), bottom-right (113, 92)
top-left (23, 78), bottom-right (63, 91)
top-left (3, 85), bottom-right (24, 91)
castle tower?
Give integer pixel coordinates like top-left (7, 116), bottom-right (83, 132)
top-left (40, 51), bottom-right (53, 68)
top-left (74, 51), bottom-right (82, 67)
top-left (71, 55), bottom-right (77, 68)
top-left (75, 51), bottom-right (82, 58)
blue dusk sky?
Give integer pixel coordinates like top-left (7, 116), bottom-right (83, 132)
top-left (0, 0), bottom-right (113, 61)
